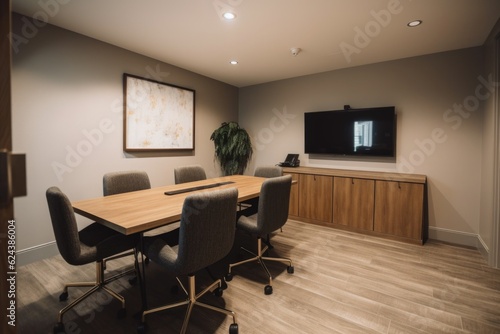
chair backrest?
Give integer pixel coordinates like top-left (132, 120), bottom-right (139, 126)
top-left (46, 187), bottom-right (82, 265)
top-left (174, 165), bottom-right (207, 184)
top-left (103, 170), bottom-right (151, 196)
top-left (176, 187), bottom-right (238, 275)
top-left (256, 175), bottom-right (292, 234)
top-left (254, 166), bottom-right (283, 178)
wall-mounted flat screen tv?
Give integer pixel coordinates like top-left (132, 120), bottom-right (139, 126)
top-left (304, 106), bottom-right (396, 157)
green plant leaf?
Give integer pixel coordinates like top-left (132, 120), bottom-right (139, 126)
top-left (210, 122), bottom-right (253, 175)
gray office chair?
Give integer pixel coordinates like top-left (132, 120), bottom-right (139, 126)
top-left (255, 166), bottom-right (284, 245)
top-left (102, 170), bottom-right (151, 269)
top-left (103, 170), bottom-right (151, 196)
top-left (46, 187), bottom-right (139, 334)
top-left (239, 165), bottom-right (283, 214)
top-left (174, 165), bottom-right (207, 184)
top-left (226, 175), bottom-right (294, 295)
top-left (254, 165), bottom-right (283, 178)
top-left (138, 188), bottom-right (239, 334)
top-left (173, 164), bottom-right (225, 287)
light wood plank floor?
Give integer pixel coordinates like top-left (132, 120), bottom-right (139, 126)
top-left (18, 220), bottom-right (500, 333)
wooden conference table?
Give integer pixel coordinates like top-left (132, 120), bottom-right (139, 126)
top-left (72, 175), bottom-right (266, 311)
top-left (72, 174), bottom-right (266, 235)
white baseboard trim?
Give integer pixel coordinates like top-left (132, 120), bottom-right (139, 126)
top-left (17, 241), bottom-right (59, 267)
top-left (476, 234), bottom-right (490, 261)
top-left (429, 227), bottom-right (492, 264)
top-left (428, 226), bottom-right (480, 248)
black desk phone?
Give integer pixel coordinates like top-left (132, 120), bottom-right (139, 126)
top-left (279, 154), bottom-right (300, 167)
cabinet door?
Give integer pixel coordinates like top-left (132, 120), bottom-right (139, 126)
top-left (298, 174), bottom-right (332, 223)
top-left (374, 180), bottom-right (424, 241)
top-left (333, 177), bottom-right (374, 230)
top-left (285, 172), bottom-right (299, 216)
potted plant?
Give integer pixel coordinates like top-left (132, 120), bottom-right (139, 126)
top-left (210, 121), bottom-right (253, 176)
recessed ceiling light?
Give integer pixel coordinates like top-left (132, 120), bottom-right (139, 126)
top-left (223, 12), bottom-right (236, 20)
top-left (230, 60), bottom-right (238, 65)
top-left (407, 20), bottom-right (422, 27)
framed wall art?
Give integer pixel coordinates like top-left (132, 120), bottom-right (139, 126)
top-left (123, 73), bottom-right (195, 151)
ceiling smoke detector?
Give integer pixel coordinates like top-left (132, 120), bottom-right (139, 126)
top-left (290, 48), bottom-right (301, 56)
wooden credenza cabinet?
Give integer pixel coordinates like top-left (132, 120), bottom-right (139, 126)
top-left (284, 167), bottom-right (427, 244)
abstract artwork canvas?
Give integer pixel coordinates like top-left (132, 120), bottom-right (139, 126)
top-left (123, 73), bottom-right (195, 151)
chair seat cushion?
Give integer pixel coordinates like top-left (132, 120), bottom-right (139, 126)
top-left (79, 223), bottom-right (138, 262)
top-left (144, 237), bottom-right (180, 271)
top-left (236, 215), bottom-right (261, 235)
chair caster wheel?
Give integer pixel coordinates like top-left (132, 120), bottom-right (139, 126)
top-left (117, 308), bottom-right (126, 319)
top-left (137, 322), bottom-right (147, 333)
top-left (59, 292), bottom-right (68, 301)
top-left (129, 276), bottom-right (138, 285)
top-left (287, 266), bottom-right (294, 274)
top-left (225, 273), bottom-right (233, 282)
top-left (229, 323), bottom-right (239, 334)
top-left (214, 287), bottom-right (223, 297)
top-left (264, 285), bottom-right (273, 295)
top-left (53, 322), bottom-right (65, 334)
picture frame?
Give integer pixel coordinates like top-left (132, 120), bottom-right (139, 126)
top-left (123, 73), bottom-right (195, 151)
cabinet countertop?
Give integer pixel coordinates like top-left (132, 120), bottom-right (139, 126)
top-left (282, 166), bottom-right (426, 184)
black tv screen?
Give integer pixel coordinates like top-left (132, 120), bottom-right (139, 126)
top-left (304, 106), bottom-right (396, 157)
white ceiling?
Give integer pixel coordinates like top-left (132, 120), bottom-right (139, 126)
top-left (12, 0), bottom-right (500, 87)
